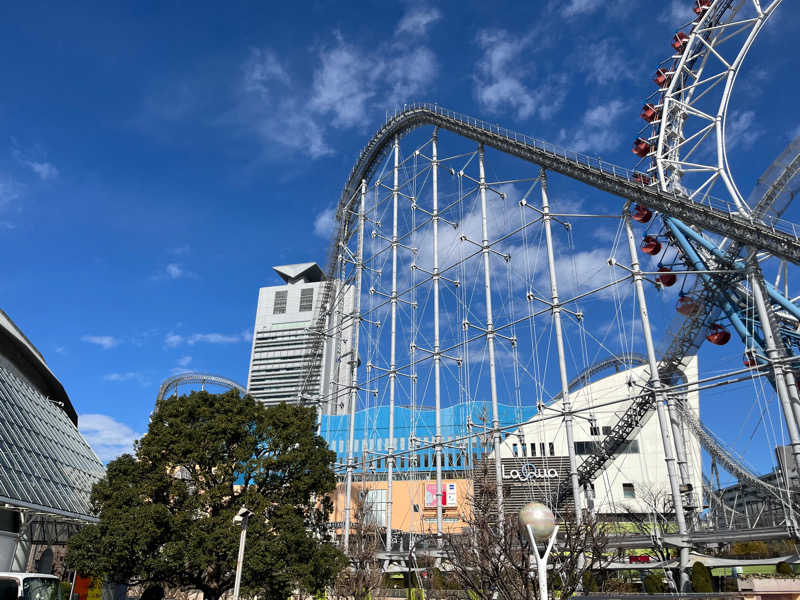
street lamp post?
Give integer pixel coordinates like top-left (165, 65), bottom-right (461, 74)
top-left (519, 502), bottom-right (558, 600)
top-left (232, 506), bottom-right (254, 600)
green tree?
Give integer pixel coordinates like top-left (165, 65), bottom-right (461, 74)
top-left (67, 391), bottom-right (345, 600)
top-left (777, 561), bottom-right (794, 576)
top-left (691, 562), bottom-right (713, 593)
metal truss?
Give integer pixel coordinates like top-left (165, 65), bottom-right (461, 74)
top-left (156, 372), bottom-right (246, 403)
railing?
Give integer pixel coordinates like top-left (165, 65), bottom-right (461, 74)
top-left (345, 103), bottom-right (800, 243)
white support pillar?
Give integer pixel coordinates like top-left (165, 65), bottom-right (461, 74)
top-left (540, 171), bottom-right (584, 522)
top-left (477, 144), bottom-right (505, 529)
top-left (343, 181), bottom-right (367, 552)
top-left (386, 136), bottom-right (400, 553)
top-left (431, 130), bottom-right (444, 543)
top-left (751, 271), bottom-right (800, 532)
top-left (623, 210), bottom-right (691, 592)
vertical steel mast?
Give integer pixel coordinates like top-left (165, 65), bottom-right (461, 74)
top-left (623, 208), bottom-right (690, 591)
top-left (342, 181), bottom-right (366, 551)
top-left (477, 144), bottom-right (504, 527)
top-left (540, 171), bottom-right (583, 520)
top-left (385, 136), bottom-right (399, 552)
top-left (431, 130), bottom-right (444, 543)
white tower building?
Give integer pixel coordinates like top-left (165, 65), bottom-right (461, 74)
top-left (247, 263), bottom-right (352, 413)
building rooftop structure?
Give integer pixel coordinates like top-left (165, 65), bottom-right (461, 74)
top-left (0, 310), bottom-right (105, 571)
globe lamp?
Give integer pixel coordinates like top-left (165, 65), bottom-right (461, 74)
top-left (519, 501), bottom-right (556, 541)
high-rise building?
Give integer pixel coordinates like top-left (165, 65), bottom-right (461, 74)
top-left (247, 263), bottom-right (351, 411)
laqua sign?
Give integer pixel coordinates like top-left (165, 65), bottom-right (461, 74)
top-left (502, 464), bottom-right (559, 482)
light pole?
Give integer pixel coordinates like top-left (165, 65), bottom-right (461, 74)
top-left (519, 502), bottom-right (558, 600)
top-left (232, 506), bottom-right (253, 600)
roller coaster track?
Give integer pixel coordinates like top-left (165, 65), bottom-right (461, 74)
top-left (675, 400), bottom-right (784, 501)
top-left (156, 372), bottom-right (246, 403)
top-left (337, 105), bottom-right (800, 264)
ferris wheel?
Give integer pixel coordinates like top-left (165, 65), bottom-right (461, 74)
top-left (311, 0), bottom-right (800, 590)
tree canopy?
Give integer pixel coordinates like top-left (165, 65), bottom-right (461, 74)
top-left (67, 391), bottom-right (345, 600)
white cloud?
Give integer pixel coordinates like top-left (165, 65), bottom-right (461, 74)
top-left (81, 335), bottom-right (120, 349)
top-left (153, 262), bottom-right (197, 281)
top-left (104, 372), bottom-right (149, 385)
top-left (165, 332), bottom-right (184, 348)
top-left (726, 110), bottom-right (761, 151)
top-left (177, 355), bottom-right (192, 367)
top-left (0, 176), bottom-right (22, 208)
top-left (310, 37), bottom-right (379, 129)
top-left (657, 0), bottom-right (694, 25)
top-left (79, 413), bottom-right (143, 463)
top-left (578, 40), bottom-right (633, 84)
top-left (314, 206), bottom-right (336, 238)
top-left (188, 333), bottom-right (243, 345)
top-left (243, 47), bottom-right (290, 95)
top-left (396, 6), bottom-right (441, 36)
top-left (473, 30), bottom-right (567, 121)
top-left (27, 161), bottom-right (59, 180)
top-left (166, 331), bottom-right (250, 347)
top-left (563, 0), bottom-right (603, 17)
top-left (558, 99), bottom-right (627, 153)
top-left (166, 263), bottom-right (183, 279)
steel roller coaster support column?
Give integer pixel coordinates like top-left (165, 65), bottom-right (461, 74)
top-left (342, 180), bottom-right (367, 552)
top-left (432, 131), bottom-right (445, 544)
top-left (751, 268), bottom-right (800, 536)
top-left (386, 137), bottom-right (400, 553)
top-left (540, 171), bottom-right (585, 577)
top-left (478, 145), bottom-right (505, 530)
top-left (624, 209), bottom-right (690, 591)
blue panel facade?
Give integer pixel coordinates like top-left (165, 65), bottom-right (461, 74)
top-left (319, 402), bottom-right (536, 474)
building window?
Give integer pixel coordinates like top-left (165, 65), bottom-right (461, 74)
top-left (540, 442), bottom-right (546, 457)
top-left (549, 442), bottom-right (555, 456)
top-left (512, 444), bottom-right (519, 457)
top-left (299, 288), bottom-right (314, 312)
top-left (589, 421), bottom-right (600, 436)
top-left (574, 441), bottom-right (600, 455)
top-left (521, 443), bottom-right (527, 457)
top-left (602, 425), bottom-right (612, 435)
top-left (623, 483), bottom-right (636, 499)
top-left (530, 443), bottom-right (536, 457)
top-left (273, 290), bottom-right (288, 314)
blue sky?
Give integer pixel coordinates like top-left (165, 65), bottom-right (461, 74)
top-left (1, 1), bottom-right (798, 464)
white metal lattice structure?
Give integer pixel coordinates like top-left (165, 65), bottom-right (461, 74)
top-left (644, 0), bottom-right (782, 213)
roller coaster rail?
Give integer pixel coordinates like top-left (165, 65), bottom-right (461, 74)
top-left (156, 372), bottom-right (246, 403)
top-left (337, 103), bottom-right (800, 265)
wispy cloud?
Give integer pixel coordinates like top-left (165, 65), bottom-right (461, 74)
top-left (557, 98), bottom-right (627, 153)
top-left (79, 413), bottom-right (143, 463)
top-left (473, 29), bottom-right (567, 121)
top-left (165, 330), bottom-right (251, 347)
top-left (726, 110), bottom-right (762, 151)
top-left (224, 5), bottom-right (439, 160)
top-left (104, 371), bottom-right (149, 386)
top-left (0, 176), bottom-right (23, 209)
top-left (396, 6), bottom-right (441, 36)
top-left (177, 355), bottom-right (192, 367)
top-left (12, 144), bottom-right (59, 180)
top-left (314, 207), bottom-right (336, 238)
top-left (81, 335), bottom-right (120, 350)
top-left (657, 0), bottom-right (695, 26)
top-left (562, 0), bottom-right (604, 17)
top-left (152, 262), bottom-right (198, 281)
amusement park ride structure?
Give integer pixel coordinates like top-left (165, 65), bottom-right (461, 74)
top-left (294, 0), bottom-right (800, 589)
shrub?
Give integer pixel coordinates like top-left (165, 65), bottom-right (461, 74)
top-left (691, 562), bottom-right (713, 593)
top-left (777, 561), bottom-right (794, 576)
top-left (644, 573), bottom-right (664, 594)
